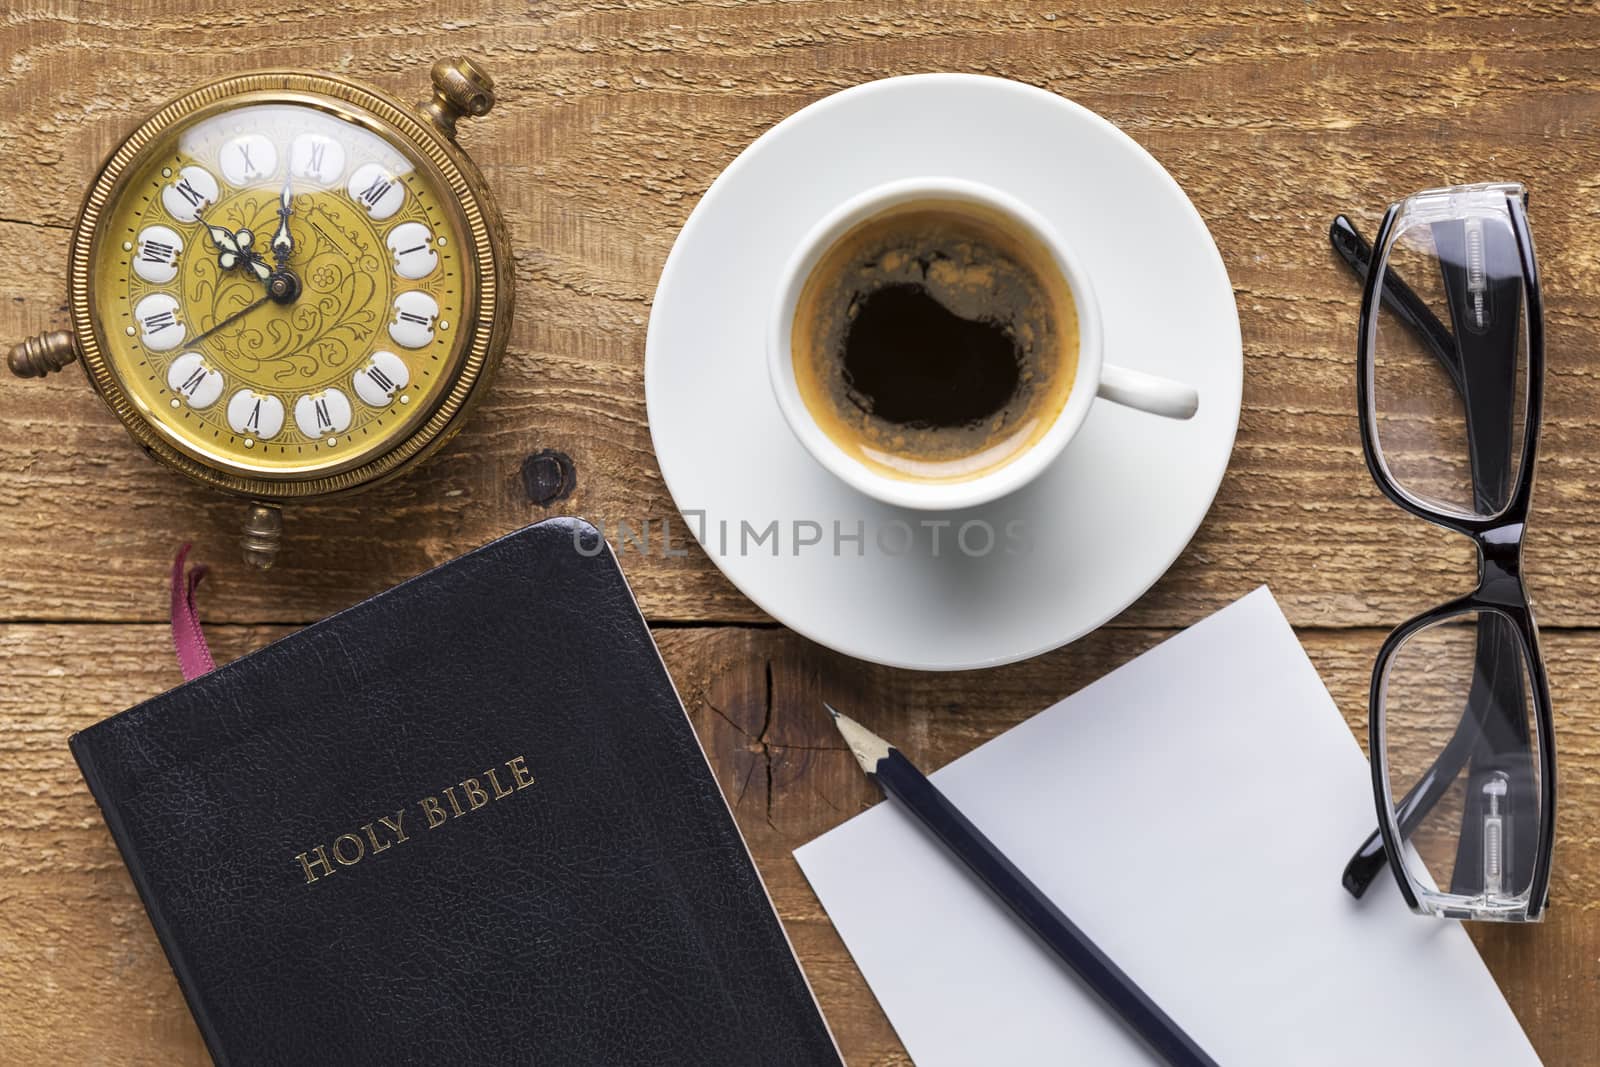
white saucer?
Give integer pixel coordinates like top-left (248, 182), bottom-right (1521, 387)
top-left (645, 75), bottom-right (1241, 671)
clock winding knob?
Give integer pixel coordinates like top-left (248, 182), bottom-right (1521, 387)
top-left (8, 330), bottom-right (79, 378)
top-left (418, 58), bottom-right (495, 141)
top-left (241, 502), bottom-right (284, 570)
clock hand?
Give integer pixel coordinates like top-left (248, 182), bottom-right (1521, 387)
top-left (188, 293), bottom-right (272, 349)
top-left (271, 176), bottom-right (294, 270)
top-left (202, 221), bottom-right (239, 257)
top-left (233, 228), bottom-right (272, 283)
top-left (198, 214), bottom-right (271, 284)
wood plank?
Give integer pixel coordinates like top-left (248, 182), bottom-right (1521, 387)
top-left (4, 2), bottom-right (1599, 1064)
top-left (2, 620), bottom-right (1594, 1063)
top-left (3, 1), bottom-right (1600, 628)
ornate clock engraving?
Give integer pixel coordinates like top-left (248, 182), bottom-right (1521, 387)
top-left (7, 61), bottom-right (511, 568)
top-left (99, 102), bottom-right (470, 470)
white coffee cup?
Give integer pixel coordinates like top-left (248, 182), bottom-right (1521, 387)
top-left (768, 177), bottom-right (1198, 511)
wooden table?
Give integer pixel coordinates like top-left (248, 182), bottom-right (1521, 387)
top-left (3, 2), bottom-right (1597, 1062)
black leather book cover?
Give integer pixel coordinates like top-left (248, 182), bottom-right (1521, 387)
top-left (70, 519), bottom-right (842, 1066)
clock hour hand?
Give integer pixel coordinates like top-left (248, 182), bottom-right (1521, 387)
top-left (271, 176), bottom-right (294, 270)
top-left (202, 221), bottom-right (240, 257)
top-left (200, 218), bottom-right (271, 284)
top-left (234, 229), bottom-right (272, 283)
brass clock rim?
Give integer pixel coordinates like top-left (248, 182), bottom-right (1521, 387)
top-left (85, 86), bottom-right (482, 482)
top-left (67, 68), bottom-right (510, 501)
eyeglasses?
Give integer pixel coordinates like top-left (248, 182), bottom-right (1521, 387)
top-left (1328, 183), bottom-right (1556, 922)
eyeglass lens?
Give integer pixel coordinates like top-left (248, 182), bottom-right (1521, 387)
top-left (1379, 612), bottom-right (1543, 912)
top-left (1369, 212), bottom-right (1529, 520)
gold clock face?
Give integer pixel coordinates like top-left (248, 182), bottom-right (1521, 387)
top-left (87, 98), bottom-right (476, 479)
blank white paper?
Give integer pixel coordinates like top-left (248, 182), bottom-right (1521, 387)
top-left (795, 587), bottom-right (1540, 1066)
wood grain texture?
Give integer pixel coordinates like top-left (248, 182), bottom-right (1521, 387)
top-left (4, 0), bottom-right (1600, 629)
top-left (3, 621), bottom-right (1599, 1064)
top-left (3, 0), bottom-right (1599, 1064)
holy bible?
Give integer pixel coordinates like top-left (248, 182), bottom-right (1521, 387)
top-left (70, 520), bottom-right (842, 1066)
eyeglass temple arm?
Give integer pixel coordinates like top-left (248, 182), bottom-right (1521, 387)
top-left (1328, 215), bottom-right (1465, 396)
top-left (1340, 694), bottom-right (1484, 897)
top-left (1329, 212), bottom-right (1502, 899)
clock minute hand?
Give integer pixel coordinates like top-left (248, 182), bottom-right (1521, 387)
top-left (189, 293), bottom-right (272, 349)
top-left (271, 176), bottom-right (294, 270)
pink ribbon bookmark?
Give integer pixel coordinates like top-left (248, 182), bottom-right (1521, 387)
top-left (170, 543), bottom-right (216, 681)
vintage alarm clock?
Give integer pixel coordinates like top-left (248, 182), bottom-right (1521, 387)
top-left (8, 59), bottom-right (512, 567)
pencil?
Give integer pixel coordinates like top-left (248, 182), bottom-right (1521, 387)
top-left (826, 703), bottom-right (1219, 1067)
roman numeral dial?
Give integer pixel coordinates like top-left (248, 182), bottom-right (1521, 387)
top-left (220, 135), bottom-right (277, 186)
top-left (134, 293), bottom-right (185, 351)
top-left (294, 389), bottom-right (353, 439)
top-left (353, 351), bottom-right (411, 407)
top-left (386, 222), bottom-right (438, 280)
top-left (226, 389), bottom-right (285, 440)
top-left (389, 291), bottom-right (440, 349)
top-left (291, 134), bottom-right (345, 185)
top-left (348, 163), bottom-right (405, 220)
top-left (161, 166), bottom-right (218, 223)
top-left (92, 98), bottom-right (471, 475)
top-left (166, 352), bottom-right (224, 408)
top-left (134, 226), bottom-right (183, 284)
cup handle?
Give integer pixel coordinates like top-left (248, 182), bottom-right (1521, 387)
top-left (1097, 363), bottom-right (1199, 420)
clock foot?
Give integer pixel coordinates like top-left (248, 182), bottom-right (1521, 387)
top-left (8, 331), bottom-right (79, 378)
top-left (241, 502), bottom-right (283, 569)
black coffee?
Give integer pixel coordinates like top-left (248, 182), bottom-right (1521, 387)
top-left (791, 200), bottom-right (1078, 483)
top-left (842, 283), bottom-right (1020, 427)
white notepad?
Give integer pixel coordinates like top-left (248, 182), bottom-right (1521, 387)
top-left (795, 587), bottom-right (1539, 1065)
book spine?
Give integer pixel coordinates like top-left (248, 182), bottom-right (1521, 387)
top-left (69, 732), bottom-right (231, 1067)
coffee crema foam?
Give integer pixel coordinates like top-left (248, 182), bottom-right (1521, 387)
top-left (792, 200), bottom-right (1079, 483)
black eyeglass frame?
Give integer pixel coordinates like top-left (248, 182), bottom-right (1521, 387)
top-left (1338, 189), bottom-right (1557, 921)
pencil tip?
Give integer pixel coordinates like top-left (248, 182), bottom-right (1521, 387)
top-left (824, 703), bottom-right (892, 774)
